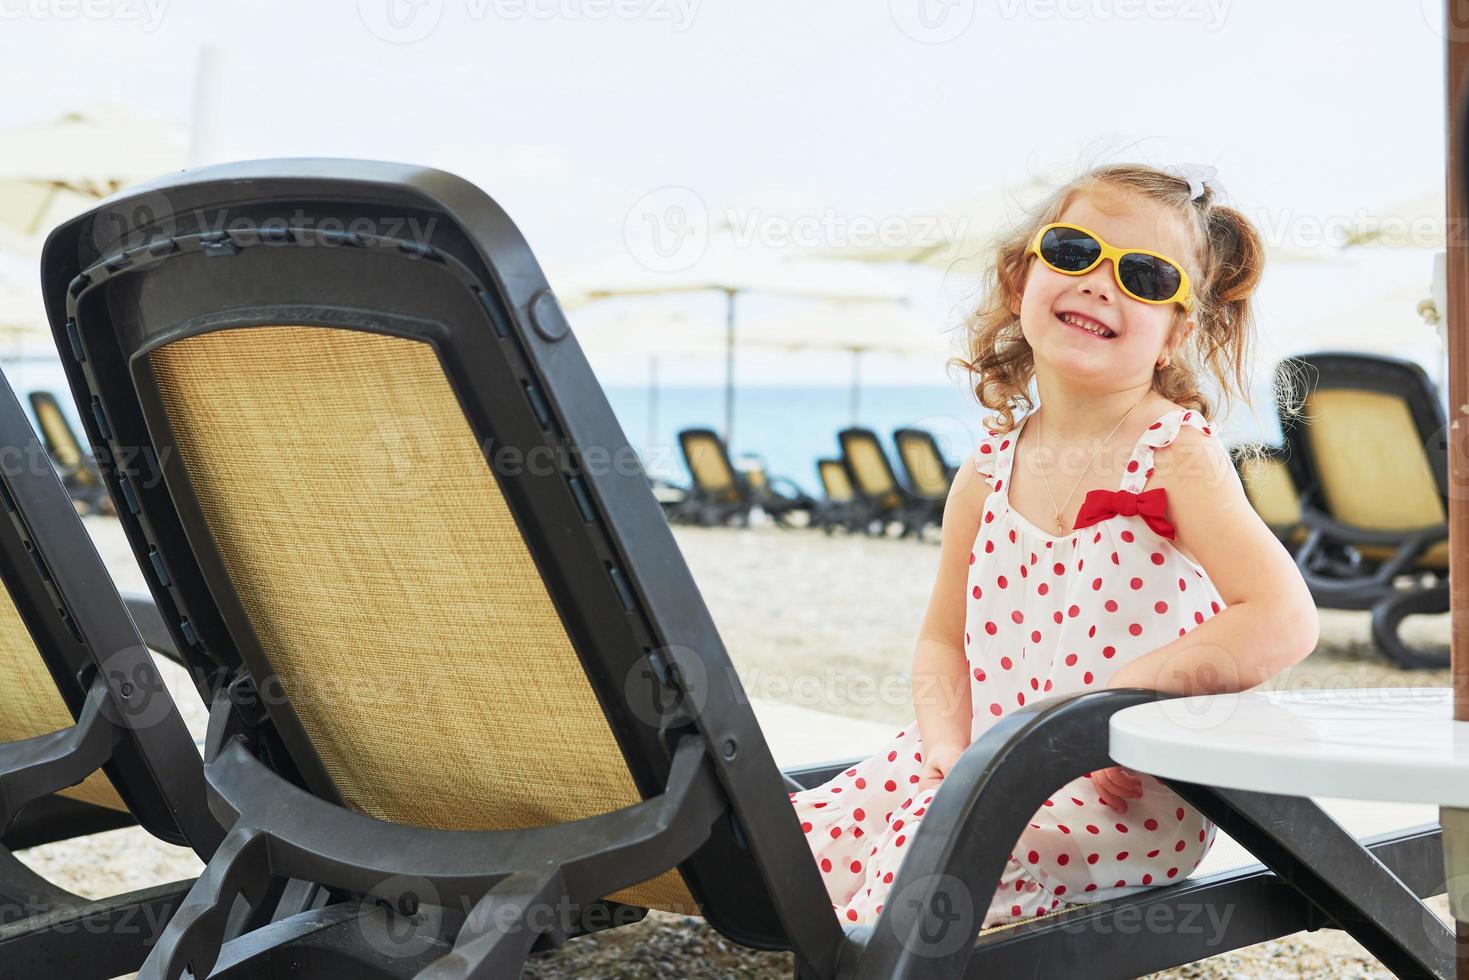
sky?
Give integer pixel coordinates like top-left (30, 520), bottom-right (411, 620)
top-left (0, 0), bottom-right (1454, 392)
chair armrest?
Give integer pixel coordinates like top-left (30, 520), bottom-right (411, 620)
top-left (846, 688), bottom-right (1169, 978)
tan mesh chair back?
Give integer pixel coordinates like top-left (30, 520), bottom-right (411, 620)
top-left (30, 392), bottom-right (98, 488)
top-left (149, 324), bottom-right (695, 913)
top-left (1302, 388), bottom-right (1442, 530)
top-left (1303, 388), bottom-right (1449, 570)
top-left (680, 429), bottom-right (740, 501)
top-left (0, 581), bottom-right (123, 812)
top-left (818, 459), bottom-right (855, 502)
top-left (1237, 452), bottom-right (1301, 527)
top-left (839, 429), bottom-right (901, 509)
top-left (895, 431), bottom-right (950, 498)
top-left (1236, 450), bottom-right (1308, 551)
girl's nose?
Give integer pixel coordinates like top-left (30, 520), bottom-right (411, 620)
top-left (1077, 259), bottom-right (1115, 302)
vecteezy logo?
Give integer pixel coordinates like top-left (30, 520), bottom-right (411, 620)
top-left (890, 0), bottom-right (975, 44)
top-left (90, 189), bottom-right (178, 256)
top-left (358, 0), bottom-right (444, 43)
top-left (886, 873), bottom-right (976, 958)
top-left (622, 187), bottom-right (708, 274)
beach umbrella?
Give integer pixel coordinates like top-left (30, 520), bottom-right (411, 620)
top-left (0, 247), bottom-right (54, 359)
top-left (809, 179), bottom-right (1052, 273)
top-left (571, 303), bottom-right (730, 447)
top-left (815, 178), bottom-right (1332, 272)
top-left (561, 246), bottom-right (907, 447)
top-left (1340, 190), bottom-right (1443, 249)
top-left (0, 105), bottom-right (186, 243)
top-left (739, 303), bottom-right (956, 423)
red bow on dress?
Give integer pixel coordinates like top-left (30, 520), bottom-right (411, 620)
top-left (1072, 487), bottom-right (1176, 540)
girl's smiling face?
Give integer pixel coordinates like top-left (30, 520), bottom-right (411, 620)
top-left (1015, 187), bottom-right (1196, 384)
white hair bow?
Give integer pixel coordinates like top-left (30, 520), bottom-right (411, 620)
top-left (1161, 163), bottom-right (1227, 204)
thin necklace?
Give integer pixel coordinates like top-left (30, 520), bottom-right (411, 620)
top-left (1036, 395), bottom-right (1151, 534)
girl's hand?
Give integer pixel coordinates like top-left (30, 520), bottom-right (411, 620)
top-left (915, 741), bottom-right (967, 794)
top-left (1089, 766), bottom-right (1143, 814)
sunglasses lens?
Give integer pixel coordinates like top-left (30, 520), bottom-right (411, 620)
top-left (1118, 253), bottom-right (1183, 302)
top-left (1039, 226), bottom-right (1101, 272)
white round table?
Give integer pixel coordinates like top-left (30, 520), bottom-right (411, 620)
top-left (1110, 687), bottom-right (1469, 806)
top-left (1110, 686), bottom-right (1467, 978)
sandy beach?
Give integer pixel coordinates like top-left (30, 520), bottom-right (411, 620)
top-left (16, 517), bottom-right (1452, 979)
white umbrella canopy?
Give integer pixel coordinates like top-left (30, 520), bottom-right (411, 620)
top-left (740, 303), bottom-right (957, 422)
top-left (570, 303), bottom-right (731, 358)
top-left (560, 243), bottom-right (908, 445)
top-left (805, 179), bottom-right (1052, 274)
top-left (816, 178), bottom-right (1332, 272)
top-left (558, 245), bottom-right (908, 309)
top-left (570, 303), bottom-right (731, 448)
top-left (0, 104), bottom-right (186, 242)
top-left (1340, 190), bottom-right (1444, 249)
top-left (0, 247), bottom-right (55, 357)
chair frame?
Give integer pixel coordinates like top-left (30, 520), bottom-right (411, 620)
top-left (837, 427), bottom-right (934, 539)
top-left (891, 427), bottom-right (953, 530)
top-left (812, 457), bottom-right (868, 535)
top-left (1275, 353), bottom-right (1451, 669)
top-left (0, 376), bottom-right (223, 979)
top-left (672, 427), bottom-right (754, 526)
top-left (673, 428), bottom-right (813, 528)
top-left (41, 159), bottom-right (1450, 979)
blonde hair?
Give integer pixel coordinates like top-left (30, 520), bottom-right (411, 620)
top-left (950, 162), bottom-right (1294, 465)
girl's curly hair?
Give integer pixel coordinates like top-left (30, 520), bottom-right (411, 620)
top-left (949, 162), bottom-right (1296, 465)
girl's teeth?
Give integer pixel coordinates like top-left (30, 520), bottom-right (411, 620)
top-left (1060, 314), bottom-right (1113, 338)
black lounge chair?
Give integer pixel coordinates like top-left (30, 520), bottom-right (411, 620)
top-left (1274, 352), bottom-right (1450, 669)
top-left (812, 457), bottom-right (866, 535)
top-left (1231, 442), bottom-right (1308, 556)
top-left (675, 428), bottom-right (812, 527)
top-left (837, 427), bottom-right (934, 539)
top-left (892, 427), bottom-right (954, 531)
top-left (41, 158), bottom-right (1451, 979)
top-left (27, 390), bottom-right (113, 516)
top-left (0, 375), bottom-right (225, 979)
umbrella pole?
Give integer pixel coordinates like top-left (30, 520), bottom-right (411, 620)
top-left (724, 289), bottom-right (737, 448)
top-left (850, 350), bottom-right (862, 424)
top-left (649, 354), bottom-right (659, 451)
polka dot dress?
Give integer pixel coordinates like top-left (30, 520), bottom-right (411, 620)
top-left (790, 407), bottom-right (1224, 928)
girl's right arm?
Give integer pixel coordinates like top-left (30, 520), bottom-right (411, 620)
top-left (911, 455), bottom-right (989, 759)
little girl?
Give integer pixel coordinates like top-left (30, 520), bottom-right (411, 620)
top-left (788, 163), bottom-right (1320, 928)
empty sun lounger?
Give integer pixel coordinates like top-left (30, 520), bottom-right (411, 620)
top-left (0, 373), bottom-right (224, 979)
top-left (1274, 352), bottom-right (1450, 669)
top-left (27, 390), bottom-right (113, 516)
top-left (838, 427), bottom-right (936, 539)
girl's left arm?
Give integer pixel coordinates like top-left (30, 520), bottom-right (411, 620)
top-left (1105, 426), bottom-right (1320, 696)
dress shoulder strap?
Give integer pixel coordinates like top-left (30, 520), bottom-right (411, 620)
top-left (972, 413), bottom-right (1029, 493)
top-left (1118, 408), bottom-right (1216, 494)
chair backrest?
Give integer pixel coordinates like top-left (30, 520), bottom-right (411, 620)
top-left (678, 428), bottom-right (742, 501)
top-left (28, 390), bottom-right (100, 489)
top-left (838, 427), bottom-right (900, 506)
top-left (893, 427), bottom-right (950, 498)
top-left (816, 457), bottom-right (855, 502)
top-left (1276, 353), bottom-right (1447, 532)
top-left (0, 376), bottom-right (214, 853)
top-left (1233, 445), bottom-right (1302, 530)
top-left (41, 159), bottom-right (830, 949)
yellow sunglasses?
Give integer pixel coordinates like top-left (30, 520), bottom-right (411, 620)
top-left (1029, 222), bottom-right (1193, 312)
